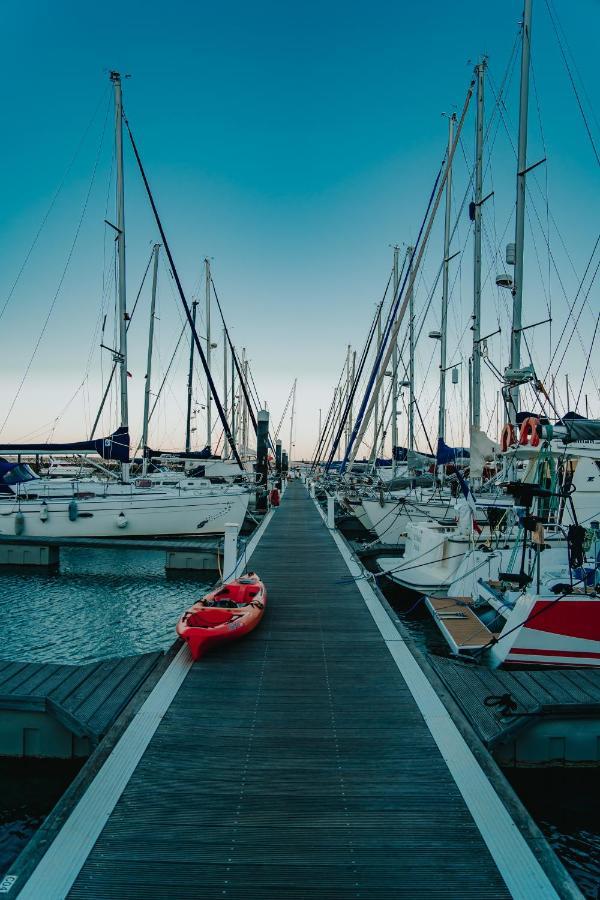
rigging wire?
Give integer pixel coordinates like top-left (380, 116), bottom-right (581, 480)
top-left (123, 113), bottom-right (243, 469)
top-left (544, 0), bottom-right (600, 168)
top-left (0, 85), bottom-right (111, 327)
top-left (0, 94), bottom-right (111, 438)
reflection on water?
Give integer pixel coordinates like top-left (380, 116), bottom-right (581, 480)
top-left (0, 547), bottom-right (213, 664)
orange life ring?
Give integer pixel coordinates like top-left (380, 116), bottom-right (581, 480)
top-left (500, 423), bottom-right (516, 452)
top-left (519, 416), bottom-right (541, 447)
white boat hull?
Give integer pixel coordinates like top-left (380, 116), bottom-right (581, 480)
top-left (0, 489), bottom-right (250, 538)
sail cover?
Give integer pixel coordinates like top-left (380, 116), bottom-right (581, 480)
top-left (436, 438), bottom-right (470, 466)
top-left (147, 445), bottom-right (221, 461)
top-left (0, 427), bottom-right (130, 462)
top-left (0, 460), bottom-right (38, 485)
top-left (553, 417), bottom-right (600, 443)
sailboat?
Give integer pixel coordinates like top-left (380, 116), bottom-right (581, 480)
top-left (0, 72), bottom-right (250, 538)
top-left (417, 1), bottom-right (600, 667)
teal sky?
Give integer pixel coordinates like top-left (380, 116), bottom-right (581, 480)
top-left (1, 1), bottom-right (599, 458)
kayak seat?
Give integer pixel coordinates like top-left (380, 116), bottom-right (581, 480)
top-left (186, 608), bottom-right (234, 627)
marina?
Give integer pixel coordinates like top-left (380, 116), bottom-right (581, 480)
top-left (1, 0), bottom-right (600, 896)
top-left (1, 483), bottom-right (579, 898)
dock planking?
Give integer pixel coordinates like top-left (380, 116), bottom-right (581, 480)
top-left (16, 481), bottom-right (568, 898)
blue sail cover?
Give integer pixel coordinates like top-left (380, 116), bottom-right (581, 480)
top-left (0, 427), bottom-right (130, 463)
top-left (436, 438), bottom-right (470, 465)
top-left (0, 460), bottom-right (38, 485)
top-left (147, 445), bottom-right (220, 461)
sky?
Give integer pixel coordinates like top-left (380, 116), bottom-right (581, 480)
top-left (0, 0), bottom-right (599, 459)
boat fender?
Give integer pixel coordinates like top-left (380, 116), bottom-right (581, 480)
top-left (14, 511), bottom-right (25, 536)
top-left (500, 423), bottom-right (516, 452)
top-left (519, 416), bottom-right (541, 447)
top-left (68, 499), bottom-right (78, 521)
top-left (40, 501), bottom-right (49, 522)
top-left (116, 512), bottom-right (128, 529)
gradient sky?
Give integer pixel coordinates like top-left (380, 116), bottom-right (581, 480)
top-left (1, 0), bottom-right (599, 459)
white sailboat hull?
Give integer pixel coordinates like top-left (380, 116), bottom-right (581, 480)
top-left (0, 489), bottom-right (250, 538)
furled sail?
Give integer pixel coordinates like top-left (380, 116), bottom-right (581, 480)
top-left (0, 427), bottom-right (130, 462)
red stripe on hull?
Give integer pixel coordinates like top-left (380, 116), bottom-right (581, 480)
top-left (508, 647), bottom-right (600, 659)
top-left (527, 599), bottom-right (600, 641)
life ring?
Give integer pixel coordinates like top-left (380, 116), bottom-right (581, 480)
top-left (500, 423), bottom-right (516, 452)
top-left (519, 416), bottom-right (541, 447)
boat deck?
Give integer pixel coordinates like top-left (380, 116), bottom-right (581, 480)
top-left (13, 481), bottom-right (567, 898)
top-left (426, 595), bottom-right (498, 651)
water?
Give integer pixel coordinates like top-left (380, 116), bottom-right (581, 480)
top-left (0, 548), bottom-right (212, 664)
top-left (0, 547), bottom-right (214, 874)
top-left (507, 770), bottom-right (600, 899)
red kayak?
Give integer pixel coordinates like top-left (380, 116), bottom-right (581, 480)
top-left (176, 572), bottom-right (267, 660)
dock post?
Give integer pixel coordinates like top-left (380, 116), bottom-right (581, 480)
top-left (275, 439), bottom-right (282, 477)
top-left (256, 409), bottom-right (270, 512)
top-left (327, 494), bottom-right (335, 529)
top-left (223, 522), bottom-right (239, 579)
top-left (281, 450), bottom-right (289, 493)
top-left (309, 480), bottom-right (315, 498)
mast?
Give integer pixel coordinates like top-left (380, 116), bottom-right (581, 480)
top-left (241, 349), bottom-right (248, 454)
top-left (185, 300), bottom-right (198, 453)
top-left (438, 112), bottom-right (456, 446)
top-left (231, 345), bottom-right (236, 451)
top-left (141, 244), bottom-right (160, 475)
top-left (223, 327), bottom-right (228, 458)
top-left (373, 307), bottom-right (382, 461)
top-left (289, 378), bottom-right (297, 466)
top-left (391, 245), bottom-right (400, 474)
top-left (110, 71), bottom-right (129, 480)
top-left (349, 350), bottom-right (356, 440)
top-left (472, 59), bottom-right (486, 430)
top-left (344, 345), bottom-right (351, 451)
top-left (204, 258), bottom-right (212, 450)
top-left (509, 0), bottom-right (533, 420)
top-left (407, 246), bottom-right (415, 454)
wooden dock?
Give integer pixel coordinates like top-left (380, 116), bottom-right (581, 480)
top-left (9, 481), bottom-right (576, 898)
top-left (0, 652), bottom-right (162, 758)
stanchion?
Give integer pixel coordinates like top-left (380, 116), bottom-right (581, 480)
top-left (223, 522), bottom-right (239, 579)
top-left (327, 495), bottom-right (335, 529)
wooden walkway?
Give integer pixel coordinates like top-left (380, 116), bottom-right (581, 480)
top-left (14, 481), bottom-right (565, 898)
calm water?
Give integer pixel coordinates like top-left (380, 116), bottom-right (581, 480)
top-left (0, 547), bottom-right (214, 873)
top-left (0, 548), bottom-right (212, 664)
